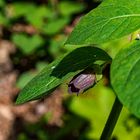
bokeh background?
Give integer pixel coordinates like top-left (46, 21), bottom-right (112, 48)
top-left (0, 0), bottom-right (140, 140)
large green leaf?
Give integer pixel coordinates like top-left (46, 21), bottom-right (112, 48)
top-left (66, 0), bottom-right (140, 45)
top-left (111, 41), bottom-right (140, 118)
top-left (16, 46), bottom-right (111, 104)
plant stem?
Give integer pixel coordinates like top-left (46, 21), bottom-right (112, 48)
top-left (100, 97), bottom-right (123, 140)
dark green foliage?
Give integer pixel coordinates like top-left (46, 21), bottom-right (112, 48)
top-left (1, 0), bottom-right (140, 139)
top-left (16, 47), bottom-right (111, 104)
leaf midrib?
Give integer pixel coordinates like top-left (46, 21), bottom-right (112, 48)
top-left (109, 14), bottom-right (140, 20)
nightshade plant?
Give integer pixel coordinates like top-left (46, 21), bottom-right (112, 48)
top-left (16, 0), bottom-right (140, 139)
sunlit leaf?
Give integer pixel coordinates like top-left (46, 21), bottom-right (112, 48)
top-left (66, 0), bottom-right (140, 45)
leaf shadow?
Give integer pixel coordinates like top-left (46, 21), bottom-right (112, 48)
top-left (51, 46), bottom-right (110, 78)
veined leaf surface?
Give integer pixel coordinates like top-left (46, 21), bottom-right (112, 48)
top-left (66, 0), bottom-right (140, 45)
top-left (111, 41), bottom-right (140, 117)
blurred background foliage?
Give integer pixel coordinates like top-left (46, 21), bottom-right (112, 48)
top-left (0, 0), bottom-right (140, 140)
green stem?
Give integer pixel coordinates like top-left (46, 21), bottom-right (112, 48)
top-left (100, 97), bottom-right (123, 140)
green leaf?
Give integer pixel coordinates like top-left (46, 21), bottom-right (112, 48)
top-left (0, 0), bottom-right (5, 7)
top-left (16, 46), bottom-right (111, 104)
top-left (42, 18), bottom-right (69, 35)
top-left (111, 41), bottom-right (140, 118)
top-left (11, 2), bottom-right (36, 18)
top-left (66, 0), bottom-right (140, 45)
top-left (11, 3), bottom-right (55, 28)
top-left (58, 1), bottom-right (85, 16)
top-left (0, 13), bottom-right (8, 25)
top-left (26, 6), bottom-right (55, 28)
top-left (49, 35), bottom-right (66, 57)
top-left (12, 34), bottom-right (44, 54)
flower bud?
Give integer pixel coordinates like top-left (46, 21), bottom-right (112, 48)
top-left (68, 71), bottom-right (96, 95)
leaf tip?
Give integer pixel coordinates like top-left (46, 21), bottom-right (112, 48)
top-left (15, 92), bottom-right (29, 105)
top-left (15, 96), bottom-right (25, 105)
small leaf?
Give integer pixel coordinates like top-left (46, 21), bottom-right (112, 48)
top-left (12, 34), bottom-right (44, 54)
top-left (111, 41), bottom-right (140, 118)
top-left (58, 1), bottom-right (85, 16)
top-left (11, 2), bottom-right (36, 18)
top-left (26, 6), bottom-right (55, 28)
top-left (66, 0), bottom-right (140, 45)
top-left (16, 46), bottom-right (111, 104)
top-left (49, 35), bottom-right (66, 57)
top-left (42, 18), bottom-right (69, 35)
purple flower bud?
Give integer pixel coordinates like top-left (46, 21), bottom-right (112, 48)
top-left (68, 71), bottom-right (96, 95)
